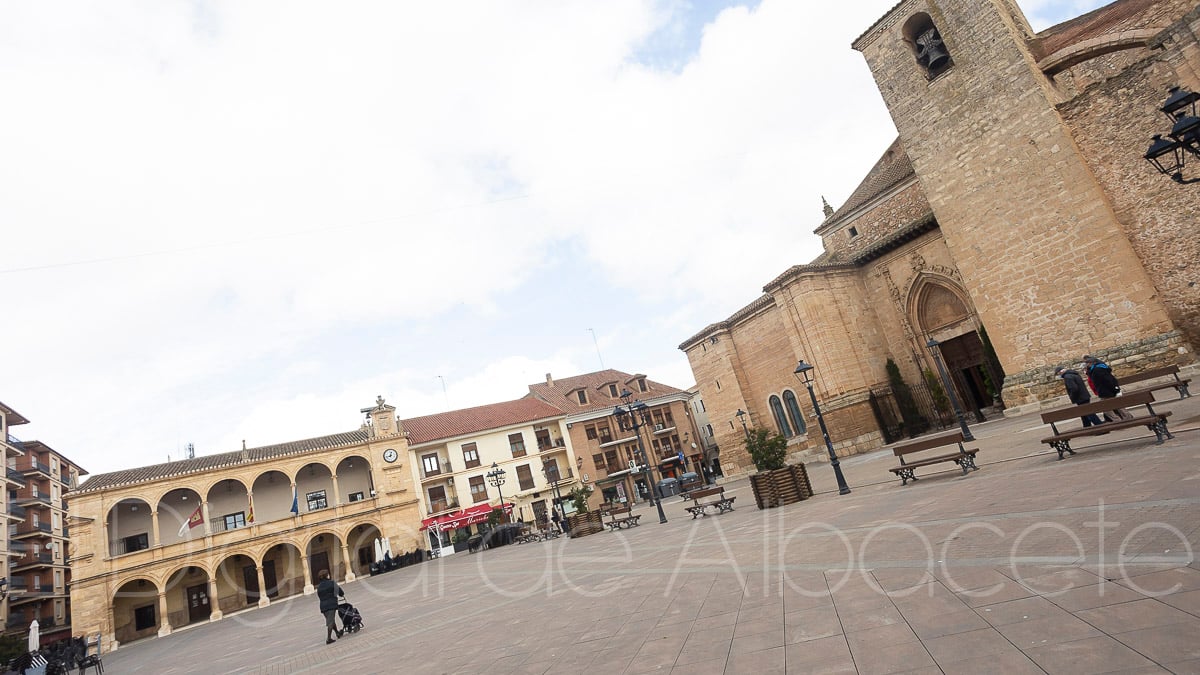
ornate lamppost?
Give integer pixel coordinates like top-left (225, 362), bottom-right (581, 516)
top-left (613, 390), bottom-right (668, 524)
top-left (486, 463), bottom-right (508, 523)
top-left (1144, 87), bottom-right (1200, 184)
top-left (925, 338), bottom-right (975, 441)
top-left (735, 408), bottom-right (750, 439)
top-left (541, 462), bottom-right (566, 529)
top-left (793, 360), bottom-right (852, 495)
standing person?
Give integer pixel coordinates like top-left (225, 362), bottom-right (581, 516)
top-left (551, 508), bottom-right (562, 534)
top-left (316, 569), bottom-right (344, 644)
top-left (1055, 366), bottom-right (1104, 427)
top-left (1083, 355), bottom-right (1132, 420)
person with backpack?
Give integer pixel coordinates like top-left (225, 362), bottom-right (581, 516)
top-left (1083, 355), bottom-right (1132, 421)
top-left (1055, 366), bottom-right (1104, 427)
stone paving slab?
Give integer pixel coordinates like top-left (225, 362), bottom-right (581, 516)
top-left (98, 396), bottom-right (1200, 674)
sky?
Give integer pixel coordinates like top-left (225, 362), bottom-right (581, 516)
top-left (1, 0), bottom-right (1112, 477)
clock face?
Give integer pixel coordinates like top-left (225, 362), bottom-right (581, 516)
top-left (383, 448), bottom-right (398, 463)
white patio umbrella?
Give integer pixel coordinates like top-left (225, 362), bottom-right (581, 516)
top-left (27, 619), bottom-right (39, 653)
top-left (381, 536), bottom-right (391, 557)
top-left (373, 538), bottom-right (384, 563)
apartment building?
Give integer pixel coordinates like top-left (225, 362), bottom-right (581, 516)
top-left (1, 401), bottom-right (85, 648)
top-left (403, 398), bottom-right (580, 550)
top-left (527, 370), bottom-right (700, 509)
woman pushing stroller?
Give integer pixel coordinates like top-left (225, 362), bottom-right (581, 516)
top-left (316, 569), bottom-right (345, 644)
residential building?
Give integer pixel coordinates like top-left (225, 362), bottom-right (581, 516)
top-left (403, 398), bottom-right (579, 547)
top-left (1, 401), bottom-right (86, 648)
top-left (527, 370), bottom-right (699, 509)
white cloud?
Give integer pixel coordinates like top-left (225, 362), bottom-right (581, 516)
top-left (1, 1), bottom-right (1092, 474)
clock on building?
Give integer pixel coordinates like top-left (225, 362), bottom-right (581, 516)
top-left (383, 448), bottom-right (398, 463)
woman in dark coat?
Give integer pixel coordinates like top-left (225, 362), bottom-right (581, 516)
top-left (1084, 355), bottom-right (1132, 420)
top-left (1056, 366), bottom-right (1103, 427)
top-left (316, 569), bottom-right (344, 644)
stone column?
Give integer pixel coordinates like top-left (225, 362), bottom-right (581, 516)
top-left (331, 474), bottom-right (341, 508)
top-left (156, 591), bottom-right (172, 636)
top-left (201, 501), bottom-right (212, 536)
top-left (302, 554), bottom-right (314, 595)
top-left (256, 565), bottom-right (270, 607)
top-left (340, 544), bottom-right (356, 582)
top-left (207, 577), bottom-right (223, 621)
top-left (150, 511), bottom-right (161, 547)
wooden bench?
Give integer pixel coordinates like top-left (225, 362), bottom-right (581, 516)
top-left (1119, 365), bottom-right (1191, 400)
top-left (679, 479), bottom-right (704, 494)
top-left (604, 505), bottom-right (642, 530)
top-left (683, 486), bottom-right (735, 518)
top-left (1040, 390), bottom-right (1174, 460)
top-left (888, 431), bottom-right (979, 486)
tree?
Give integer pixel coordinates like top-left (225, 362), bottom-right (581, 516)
top-left (744, 427), bottom-right (788, 472)
top-left (924, 369), bottom-right (950, 414)
top-left (567, 485), bottom-right (593, 513)
top-left (886, 358), bottom-right (928, 437)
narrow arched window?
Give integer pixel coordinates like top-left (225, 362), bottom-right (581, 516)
top-left (770, 395), bottom-right (793, 438)
top-left (783, 390), bottom-right (807, 435)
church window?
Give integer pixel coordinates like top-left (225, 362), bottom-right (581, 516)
top-left (903, 13), bottom-right (952, 80)
top-left (769, 395), bottom-right (793, 438)
top-left (783, 390), bottom-right (807, 435)
top-left (848, 226), bottom-right (859, 238)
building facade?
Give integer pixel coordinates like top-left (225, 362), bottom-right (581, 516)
top-left (1, 402), bottom-right (86, 648)
top-left (527, 370), bottom-right (702, 509)
top-left (402, 397), bottom-right (581, 546)
top-left (67, 398), bottom-right (423, 651)
top-left (680, 0), bottom-right (1199, 475)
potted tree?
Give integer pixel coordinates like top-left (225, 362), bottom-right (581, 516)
top-left (451, 530), bottom-right (471, 553)
top-left (745, 427), bottom-right (813, 509)
top-left (563, 485), bottom-right (604, 538)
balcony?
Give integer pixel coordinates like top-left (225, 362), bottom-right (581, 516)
top-left (9, 577), bottom-right (28, 592)
top-left (543, 467), bottom-right (576, 485)
top-left (5, 468), bottom-right (26, 488)
top-left (5, 434), bottom-right (26, 453)
top-left (420, 457), bottom-right (453, 481)
top-left (652, 424), bottom-right (677, 435)
top-left (19, 460), bottom-right (51, 478)
top-left (13, 552), bottom-right (53, 571)
top-left (7, 503), bottom-right (26, 519)
top-left (537, 437), bottom-right (567, 452)
top-left (18, 494), bottom-right (53, 508)
top-left (599, 435), bottom-right (636, 449)
top-left (8, 540), bottom-right (28, 555)
top-left (427, 499), bottom-right (459, 516)
top-left (12, 522), bottom-right (53, 539)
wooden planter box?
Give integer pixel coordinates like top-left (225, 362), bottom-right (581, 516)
top-left (565, 511), bottom-right (605, 538)
top-left (749, 463), bottom-right (814, 509)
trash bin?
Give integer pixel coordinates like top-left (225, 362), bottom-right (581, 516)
top-left (657, 477), bottom-right (680, 497)
top-left (679, 472), bottom-right (701, 491)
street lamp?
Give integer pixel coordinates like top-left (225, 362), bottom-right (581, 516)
top-left (793, 360), bottom-right (852, 495)
top-left (540, 462), bottom-right (565, 530)
top-left (486, 463), bottom-right (508, 523)
top-left (613, 390), bottom-right (668, 524)
top-left (1145, 87), bottom-right (1200, 184)
top-left (925, 339), bottom-right (976, 441)
top-left (735, 409), bottom-right (750, 439)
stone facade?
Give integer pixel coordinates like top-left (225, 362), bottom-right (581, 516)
top-left (681, 0), bottom-right (1198, 475)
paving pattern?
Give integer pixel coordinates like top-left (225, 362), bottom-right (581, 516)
top-left (101, 395), bottom-right (1200, 674)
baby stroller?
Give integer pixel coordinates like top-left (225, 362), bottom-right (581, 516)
top-left (337, 600), bottom-right (364, 634)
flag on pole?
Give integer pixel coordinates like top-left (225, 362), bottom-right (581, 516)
top-left (290, 485), bottom-right (299, 516)
top-left (178, 504), bottom-right (203, 538)
top-left (247, 494), bottom-right (255, 524)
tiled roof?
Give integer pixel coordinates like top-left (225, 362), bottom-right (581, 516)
top-left (401, 398), bottom-right (565, 445)
top-left (74, 430), bottom-right (370, 494)
top-left (527, 369), bottom-right (687, 416)
top-left (820, 138), bottom-right (915, 229)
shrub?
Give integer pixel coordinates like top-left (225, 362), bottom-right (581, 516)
top-left (744, 427), bottom-right (788, 472)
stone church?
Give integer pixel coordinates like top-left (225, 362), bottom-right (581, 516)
top-left (680, 0), bottom-right (1199, 475)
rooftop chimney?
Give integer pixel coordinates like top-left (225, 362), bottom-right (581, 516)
top-left (546, 373), bottom-right (554, 387)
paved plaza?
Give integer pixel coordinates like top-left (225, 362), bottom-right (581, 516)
top-left (102, 395), bottom-right (1200, 674)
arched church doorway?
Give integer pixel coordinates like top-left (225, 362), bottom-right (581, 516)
top-left (910, 277), bottom-right (1005, 417)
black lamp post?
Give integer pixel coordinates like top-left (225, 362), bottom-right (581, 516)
top-left (613, 390), bottom-right (668, 524)
top-left (793, 360), bottom-right (852, 495)
top-left (1145, 86), bottom-right (1200, 184)
top-left (541, 462), bottom-right (565, 530)
top-left (486, 463), bottom-right (508, 523)
top-left (925, 339), bottom-right (976, 441)
top-left (735, 409), bottom-right (750, 439)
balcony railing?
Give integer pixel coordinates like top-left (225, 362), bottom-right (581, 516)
top-left (543, 467), bottom-right (576, 484)
top-left (537, 437), bottom-right (567, 452)
top-left (8, 540), bottom-right (28, 554)
top-left (19, 494), bottom-right (52, 507)
top-left (427, 499), bottom-right (459, 515)
top-left (20, 460), bottom-right (51, 476)
top-left (9, 578), bottom-right (28, 591)
top-left (7, 503), bottom-right (26, 519)
top-left (13, 522), bottom-right (52, 536)
top-left (5, 468), bottom-right (26, 487)
top-left (421, 458), bottom-right (453, 480)
top-left (5, 434), bottom-right (26, 452)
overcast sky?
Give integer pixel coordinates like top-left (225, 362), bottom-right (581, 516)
top-left (2, 0), bottom-right (1110, 476)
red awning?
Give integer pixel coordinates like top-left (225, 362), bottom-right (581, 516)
top-left (420, 502), bottom-right (513, 530)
